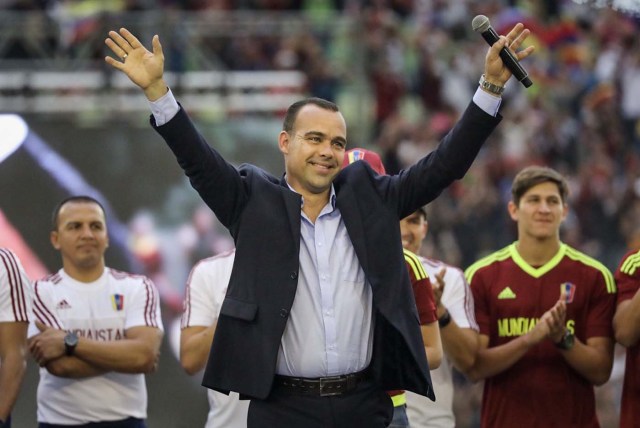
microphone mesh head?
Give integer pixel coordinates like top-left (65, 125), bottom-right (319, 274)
top-left (472, 15), bottom-right (491, 33)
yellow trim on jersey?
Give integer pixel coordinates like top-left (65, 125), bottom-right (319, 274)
top-left (564, 246), bottom-right (616, 294)
top-left (510, 243), bottom-right (567, 278)
top-left (465, 245), bottom-right (512, 283)
top-left (391, 392), bottom-right (407, 407)
top-left (403, 249), bottom-right (428, 281)
top-left (620, 250), bottom-right (640, 276)
top-left (466, 242), bottom-right (615, 294)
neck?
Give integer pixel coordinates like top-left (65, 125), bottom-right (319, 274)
top-left (301, 190), bottom-right (331, 223)
top-left (62, 262), bottom-right (105, 283)
top-left (515, 236), bottom-right (561, 266)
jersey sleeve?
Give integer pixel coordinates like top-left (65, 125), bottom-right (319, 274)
top-left (615, 250), bottom-right (640, 304)
top-left (405, 253), bottom-right (437, 324)
top-left (125, 276), bottom-right (163, 331)
top-left (0, 248), bottom-right (32, 323)
top-left (443, 267), bottom-right (479, 331)
top-left (30, 280), bottom-right (65, 337)
top-left (584, 266), bottom-right (616, 339)
top-left (181, 260), bottom-right (224, 329)
top-left (467, 267), bottom-right (491, 336)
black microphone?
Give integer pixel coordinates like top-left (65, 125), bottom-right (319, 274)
top-left (472, 15), bottom-right (532, 88)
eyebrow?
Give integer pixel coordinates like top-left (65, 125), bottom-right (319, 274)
top-left (301, 131), bottom-right (346, 145)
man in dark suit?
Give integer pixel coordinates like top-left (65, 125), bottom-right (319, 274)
top-left (105, 24), bottom-right (534, 428)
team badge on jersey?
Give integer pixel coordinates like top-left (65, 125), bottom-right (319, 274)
top-left (347, 150), bottom-right (365, 163)
top-left (111, 294), bottom-right (124, 311)
top-left (560, 282), bottom-right (575, 303)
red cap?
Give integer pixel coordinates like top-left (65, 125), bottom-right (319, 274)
top-left (342, 148), bottom-right (386, 175)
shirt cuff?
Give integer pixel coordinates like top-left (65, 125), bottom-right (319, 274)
top-left (148, 89), bottom-right (180, 126)
top-left (472, 87), bottom-right (502, 117)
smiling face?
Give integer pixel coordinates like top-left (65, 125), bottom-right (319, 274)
top-left (400, 210), bottom-right (427, 254)
top-left (51, 200), bottom-right (109, 278)
top-left (509, 181), bottom-right (568, 242)
top-left (278, 103), bottom-right (347, 198)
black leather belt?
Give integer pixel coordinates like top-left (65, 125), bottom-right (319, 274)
top-left (273, 369), bottom-right (370, 397)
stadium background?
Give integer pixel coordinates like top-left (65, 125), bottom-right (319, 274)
top-left (1, 0), bottom-right (639, 426)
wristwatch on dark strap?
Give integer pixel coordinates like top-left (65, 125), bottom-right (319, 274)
top-left (555, 329), bottom-right (575, 350)
top-left (64, 331), bottom-right (79, 356)
top-left (438, 310), bottom-right (452, 328)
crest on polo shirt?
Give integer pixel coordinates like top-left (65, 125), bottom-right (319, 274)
top-left (111, 294), bottom-right (124, 311)
top-left (560, 282), bottom-right (576, 303)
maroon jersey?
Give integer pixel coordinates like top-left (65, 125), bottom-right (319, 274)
top-left (466, 243), bottom-right (616, 428)
top-left (404, 248), bottom-right (437, 325)
top-left (388, 249), bottom-right (437, 399)
top-left (615, 249), bottom-right (640, 428)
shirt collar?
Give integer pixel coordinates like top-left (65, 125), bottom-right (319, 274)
top-left (284, 175), bottom-right (337, 210)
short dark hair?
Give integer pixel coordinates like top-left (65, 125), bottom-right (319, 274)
top-left (511, 166), bottom-right (569, 206)
top-left (282, 97), bottom-right (340, 133)
top-left (415, 206), bottom-right (427, 220)
top-left (51, 196), bottom-right (106, 231)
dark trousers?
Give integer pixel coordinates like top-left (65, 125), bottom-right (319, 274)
top-left (39, 417), bottom-right (145, 428)
top-left (247, 379), bottom-right (393, 428)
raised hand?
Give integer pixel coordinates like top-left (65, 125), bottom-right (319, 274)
top-left (104, 28), bottom-right (168, 101)
top-left (432, 267), bottom-right (446, 309)
top-left (484, 23), bottom-right (534, 87)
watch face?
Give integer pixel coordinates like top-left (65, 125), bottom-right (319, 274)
top-left (65, 332), bottom-right (78, 347)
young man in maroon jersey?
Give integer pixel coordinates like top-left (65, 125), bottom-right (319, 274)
top-left (613, 249), bottom-right (640, 428)
top-left (465, 166), bottom-right (616, 428)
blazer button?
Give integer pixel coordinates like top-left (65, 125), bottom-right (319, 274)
top-left (280, 309), bottom-right (289, 318)
top-left (289, 271), bottom-right (298, 280)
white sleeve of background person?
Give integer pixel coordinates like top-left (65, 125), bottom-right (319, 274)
top-left (34, 269), bottom-right (163, 425)
top-left (181, 251), bottom-right (235, 329)
top-left (181, 251), bottom-right (249, 428)
top-left (0, 248), bottom-right (32, 323)
top-left (406, 257), bottom-right (477, 428)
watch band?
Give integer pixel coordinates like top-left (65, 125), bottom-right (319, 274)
top-left (438, 309), bottom-right (452, 328)
top-left (479, 74), bottom-right (505, 96)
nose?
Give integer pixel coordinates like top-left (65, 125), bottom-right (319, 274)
top-left (318, 140), bottom-right (334, 157)
top-left (539, 201), bottom-right (551, 213)
top-left (79, 225), bottom-right (94, 238)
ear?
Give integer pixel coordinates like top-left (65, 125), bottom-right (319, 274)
top-left (278, 130), bottom-right (291, 155)
top-left (561, 203), bottom-right (569, 222)
top-left (421, 221), bottom-right (428, 241)
top-left (50, 231), bottom-right (60, 250)
top-left (507, 200), bottom-right (518, 222)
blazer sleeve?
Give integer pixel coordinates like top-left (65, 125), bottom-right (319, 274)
top-left (390, 101), bottom-right (501, 219)
top-left (150, 106), bottom-right (249, 229)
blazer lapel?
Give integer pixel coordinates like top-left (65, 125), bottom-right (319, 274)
top-left (336, 184), bottom-right (369, 274)
top-left (280, 177), bottom-right (302, 256)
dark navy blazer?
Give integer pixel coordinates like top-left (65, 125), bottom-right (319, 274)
top-left (153, 101), bottom-right (501, 400)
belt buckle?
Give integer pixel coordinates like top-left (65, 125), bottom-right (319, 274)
top-left (319, 376), bottom-right (343, 397)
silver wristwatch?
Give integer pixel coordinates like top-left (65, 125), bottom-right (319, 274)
top-left (479, 74), bottom-right (505, 96)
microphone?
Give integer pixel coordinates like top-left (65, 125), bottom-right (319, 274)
top-left (472, 15), bottom-right (532, 88)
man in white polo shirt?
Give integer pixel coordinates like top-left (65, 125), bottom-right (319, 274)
top-left (180, 249), bottom-right (250, 427)
top-left (28, 196), bottom-right (163, 428)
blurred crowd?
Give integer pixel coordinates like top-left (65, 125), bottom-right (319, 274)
top-left (3, 1), bottom-right (640, 425)
top-left (3, 0), bottom-right (639, 273)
